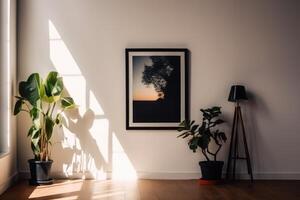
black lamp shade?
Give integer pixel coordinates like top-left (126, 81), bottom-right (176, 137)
top-left (228, 85), bottom-right (248, 102)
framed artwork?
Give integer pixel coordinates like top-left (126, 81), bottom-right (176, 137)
top-left (126, 48), bottom-right (189, 130)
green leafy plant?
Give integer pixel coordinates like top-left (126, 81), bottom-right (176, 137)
top-left (14, 71), bottom-right (76, 161)
top-left (178, 106), bottom-right (226, 161)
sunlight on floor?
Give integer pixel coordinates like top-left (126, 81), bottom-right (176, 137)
top-left (48, 20), bottom-right (137, 181)
top-left (27, 180), bottom-right (139, 200)
top-left (29, 180), bottom-right (82, 199)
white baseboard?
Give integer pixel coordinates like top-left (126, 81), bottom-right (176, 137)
top-left (241, 172), bottom-right (300, 180)
top-left (18, 170), bottom-right (300, 180)
top-left (137, 171), bottom-right (200, 180)
top-left (0, 172), bottom-right (18, 195)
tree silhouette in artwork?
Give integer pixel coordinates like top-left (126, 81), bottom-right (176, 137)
top-left (133, 56), bottom-right (181, 122)
top-left (142, 56), bottom-right (180, 103)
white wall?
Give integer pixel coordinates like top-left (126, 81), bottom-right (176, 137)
top-left (17, 0), bottom-right (300, 179)
top-left (0, 0), bottom-right (18, 194)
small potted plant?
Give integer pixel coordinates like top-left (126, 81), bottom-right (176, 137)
top-left (14, 71), bottom-right (76, 185)
top-left (178, 106), bottom-right (227, 181)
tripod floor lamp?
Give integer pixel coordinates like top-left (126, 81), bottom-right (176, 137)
top-left (226, 85), bottom-right (253, 182)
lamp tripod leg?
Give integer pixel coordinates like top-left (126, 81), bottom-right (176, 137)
top-left (233, 106), bottom-right (240, 180)
top-left (238, 107), bottom-right (254, 182)
top-left (226, 106), bottom-right (237, 180)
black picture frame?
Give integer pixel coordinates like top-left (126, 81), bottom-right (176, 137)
top-left (126, 48), bottom-right (189, 130)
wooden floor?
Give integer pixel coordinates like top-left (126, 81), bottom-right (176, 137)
top-left (1, 179), bottom-right (300, 200)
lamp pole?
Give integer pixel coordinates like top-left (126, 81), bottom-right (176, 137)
top-left (226, 85), bottom-right (253, 182)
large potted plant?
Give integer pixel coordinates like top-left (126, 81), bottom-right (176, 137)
top-left (14, 71), bottom-right (76, 184)
top-left (178, 106), bottom-right (227, 181)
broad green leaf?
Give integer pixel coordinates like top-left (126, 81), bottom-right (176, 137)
top-left (189, 120), bottom-right (195, 127)
top-left (201, 110), bottom-right (211, 120)
top-left (32, 136), bottom-right (40, 147)
top-left (27, 126), bottom-right (35, 137)
top-left (55, 113), bottom-right (63, 127)
top-left (31, 142), bottom-right (40, 155)
top-left (189, 137), bottom-right (199, 152)
top-left (177, 126), bottom-right (186, 132)
top-left (209, 107), bottom-right (222, 118)
top-left (52, 77), bottom-right (63, 96)
top-left (19, 73), bottom-right (43, 106)
top-left (214, 119), bottom-right (224, 124)
top-left (198, 122), bottom-right (206, 135)
top-left (191, 125), bottom-right (199, 133)
top-left (178, 121), bottom-right (186, 131)
top-left (31, 128), bottom-right (40, 139)
top-left (30, 107), bottom-right (41, 129)
top-left (15, 96), bottom-right (25, 100)
top-left (45, 116), bottom-right (55, 140)
top-left (44, 71), bottom-right (58, 96)
top-left (44, 71), bottom-right (63, 103)
top-left (177, 131), bottom-right (190, 138)
top-left (61, 97), bottom-right (76, 109)
top-left (14, 99), bottom-right (24, 115)
top-left (179, 120), bottom-right (186, 127)
top-left (30, 107), bottom-right (39, 120)
top-left (211, 106), bottom-right (221, 112)
top-left (198, 134), bottom-right (210, 150)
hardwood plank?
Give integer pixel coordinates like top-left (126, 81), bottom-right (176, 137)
top-left (1, 180), bottom-right (300, 200)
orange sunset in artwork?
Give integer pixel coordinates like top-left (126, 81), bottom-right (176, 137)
top-left (132, 56), bottom-right (159, 101)
top-left (133, 86), bottom-right (159, 101)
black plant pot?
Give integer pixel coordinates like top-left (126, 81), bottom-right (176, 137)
top-left (28, 159), bottom-right (53, 185)
top-left (199, 161), bottom-right (224, 180)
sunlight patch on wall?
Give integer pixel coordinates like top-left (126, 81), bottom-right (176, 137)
top-left (63, 163), bottom-right (72, 176)
top-left (61, 127), bottom-right (82, 150)
top-left (112, 132), bottom-right (137, 180)
top-left (63, 76), bottom-right (87, 116)
top-left (49, 20), bottom-right (81, 75)
top-left (49, 20), bottom-right (111, 179)
top-left (49, 20), bottom-right (137, 181)
top-left (89, 91), bottom-right (104, 115)
top-left (89, 118), bottom-right (109, 163)
top-left (86, 154), bottom-right (107, 180)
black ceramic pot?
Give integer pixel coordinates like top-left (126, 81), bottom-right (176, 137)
top-left (28, 159), bottom-right (53, 185)
top-left (199, 161), bottom-right (224, 180)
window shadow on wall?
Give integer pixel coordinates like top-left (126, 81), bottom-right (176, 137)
top-left (48, 20), bottom-right (137, 182)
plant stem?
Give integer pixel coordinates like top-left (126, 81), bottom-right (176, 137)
top-left (202, 149), bottom-right (210, 161)
top-left (206, 148), bottom-right (216, 161)
top-left (40, 114), bottom-right (46, 161)
top-left (46, 103), bottom-right (51, 115)
top-left (50, 102), bottom-right (56, 118)
top-left (214, 144), bottom-right (222, 161)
